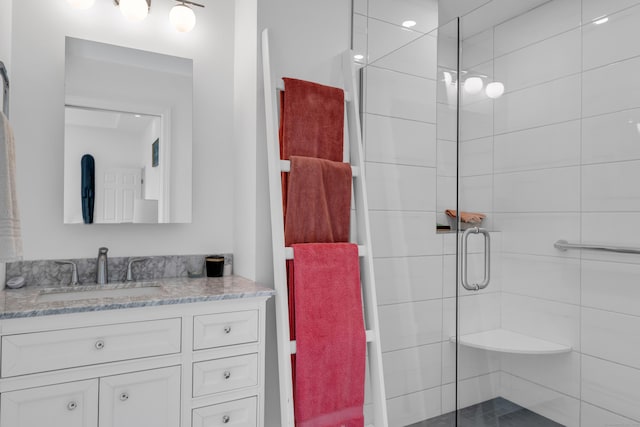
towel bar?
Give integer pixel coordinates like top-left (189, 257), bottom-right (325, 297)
top-left (290, 330), bottom-right (374, 354)
top-left (279, 159), bottom-right (360, 176)
top-left (276, 80), bottom-right (352, 102)
top-left (284, 245), bottom-right (366, 260)
top-left (554, 240), bottom-right (640, 254)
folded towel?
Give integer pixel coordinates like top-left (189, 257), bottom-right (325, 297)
top-left (279, 78), bottom-right (345, 222)
top-left (445, 209), bottom-right (485, 224)
top-left (292, 243), bottom-right (365, 427)
top-left (285, 156), bottom-right (352, 246)
top-left (0, 112), bottom-right (22, 262)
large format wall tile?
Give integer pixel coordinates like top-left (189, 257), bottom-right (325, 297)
top-left (582, 213), bottom-right (640, 264)
top-left (583, 4), bottom-right (640, 71)
top-left (369, 211), bottom-right (442, 257)
top-left (367, 18), bottom-right (423, 64)
top-left (368, 0), bottom-right (438, 34)
top-left (382, 343), bottom-right (442, 398)
top-left (378, 300), bottom-right (443, 352)
top-left (583, 55), bottom-right (640, 117)
top-left (582, 108), bottom-right (640, 164)
top-left (494, 28), bottom-right (581, 93)
top-left (582, 160), bottom-right (640, 212)
top-left (366, 162), bottom-right (436, 211)
top-left (582, 260), bottom-right (640, 316)
top-left (494, 74), bottom-right (581, 134)
top-left (374, 256), bottom-right (443, 305)
top-left (365, 114), bottom-right (436, 167)
top-left (580, 402), bottom-right (640, 427)
top-left (582, 355), bottom-right (640, 421)
top-left (442, 373), bottom-right (500, 413)
top-left (386, 387), bottom-right (441, 427)
top-left (372, 34), bottom-right (437, 80)
top-left (493, 0), bottom-right (581, 57)
top-left (582, 307), bottom-right (640, 370)
top-left (501, 351), bottom-right (581, 398)
top-left (441, 342), bottom-right (500, 384)
top-left (366, 66), bottom-right (436, 122)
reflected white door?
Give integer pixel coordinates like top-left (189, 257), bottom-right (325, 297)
top-left (96, 168), bottom-right (141, 223)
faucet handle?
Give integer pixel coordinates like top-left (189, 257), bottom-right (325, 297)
top-left (55, 261), bottom-right (80, 286)
top-left (126, 257), bottom-right (152, 282)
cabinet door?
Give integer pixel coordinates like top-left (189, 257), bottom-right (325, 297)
top-left (192, 397), bottom-right (257, 427)
top-left (0, 379), bottom-right (98, 427)
top-left (99, 365), bottom-right (181, 427)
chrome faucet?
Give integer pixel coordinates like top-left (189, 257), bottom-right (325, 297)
top-left (96, 247), bottom-right (109, 285)
top-left (126, 257), bottom-right (151, 282)
top-left (55, 260), bottom-right (80, 286)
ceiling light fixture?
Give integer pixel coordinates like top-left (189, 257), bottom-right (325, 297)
top-left (170, 0), bottom-right (205, 33)
top-left (353, 54), bottom-right (364, 61)
top-left (402, 20), bottom-right (417, 28)
top-left (485, 81), bottom-right (505, 99)
top-left (463, 77), bottom-right (483, 95)
top-left (115, 0), bottom-right (151, 22)
top-left (66, 0), bottom-right (96, 10)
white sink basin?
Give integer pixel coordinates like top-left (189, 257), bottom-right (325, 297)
top-left (37, 283), bottom-right (163, 303)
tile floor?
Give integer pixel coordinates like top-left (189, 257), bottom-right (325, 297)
top-left (408, 397), bottom-right (564, 427)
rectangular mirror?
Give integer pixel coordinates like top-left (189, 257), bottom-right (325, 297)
top-left (64, 37), bottom-right (193, 224)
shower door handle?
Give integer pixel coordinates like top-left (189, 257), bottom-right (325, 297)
top-left (461, 227), bottom-right (491, 291)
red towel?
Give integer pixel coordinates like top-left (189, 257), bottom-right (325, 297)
top-left (285, 156), bottom-right (352, 246)
top-left (292, 243), bottom-right (365, 427)
top-left (279, 78), bottom-right (345, 222)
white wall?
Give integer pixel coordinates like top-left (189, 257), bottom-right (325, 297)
top-left (0, 0), bottom-right (12, 286)
top-left (9, 0), bottom-right (234, 259)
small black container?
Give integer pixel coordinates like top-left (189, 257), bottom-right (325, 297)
top-left (205, 256), bottom-right (225, 277)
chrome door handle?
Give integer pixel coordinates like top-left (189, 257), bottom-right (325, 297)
top-left (461, 227), bottom-right (490, 291)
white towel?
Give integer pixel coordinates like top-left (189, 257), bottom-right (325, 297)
top-left (0, 112), bottom-right (22, 262)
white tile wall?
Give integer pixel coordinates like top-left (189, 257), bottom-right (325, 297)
top-left (582, 108), bottom-right (640, 164)
top-left (378, 300), bottom-right (443, 352)
top-left (382, 343), bottom-right (442, 398)
top-left (460, 137), bottom-right (493, 177)
top-left (583, 55), bottom-right (640, 118)
top-left (372, 34), bottom-right (437, 80)
top-left (374, 256), bottom-right (443, 305)
top-left (493, 0), bottom-right (581, 57)
top-left (581, 0), bottom-right (640, 22)
top-left (582, 308), bottom-right (640, 370)
top-left (368, 0), bottom-right (439, 34)
top-left (461, 28), bottom-right (493, 69)
top-left (365, 114), bottom-right (436, 167)
top-left (582, 355), bottom-right (640, 421)
top-left (501, 351), bottom-right (581, 398)
top-left (494, 120), bottom-right (581, 173)
top-left (494, 28), bottom-right (581, 93)
top-left (582, 161), bottom-right (640, 212)
top-left (366, 66), bottom-right (436, 122)
top-left (582, 4), bottom-right (640, 71)
top-left (369, 211), bottom-right (442, 257)
top-left (441, 373), bottom-right (500, 413)
top-left (386, 387), bottom-right (441, 427)
top-left (494, 74), bottom-right (581, 134)
top-left (580, 402), bottom-right (640, 427)
top-left (366, 162), bottom-right (436, 211)
top-left (441, 342), bottom-right (501, 383)
top-left (582, 260), bottom-right (640, 316)
top-left (366, 18), bottom-right (423, 64)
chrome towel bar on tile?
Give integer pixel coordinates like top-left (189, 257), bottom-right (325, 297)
top-left (0, 60), bottom-right (8, 118)
top-left (554, 240), bottom-right (640, 255)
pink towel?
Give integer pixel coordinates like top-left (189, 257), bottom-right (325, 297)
top-left (292, 243), bottom-right (365, 427)
top-left (285, 156), bottom-right (352, 246)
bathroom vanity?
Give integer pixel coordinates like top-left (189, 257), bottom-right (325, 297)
top-left (0, 276), bottom-right (274, 427)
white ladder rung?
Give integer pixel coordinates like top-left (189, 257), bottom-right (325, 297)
top-left (290, 330), bottom-right (375, 354)
top-left (284, 245), bottom-right (366, 260)
top-left (280, 159), bottom-right (360, 176)
top-left (276, 80), bottom-right (352, 102)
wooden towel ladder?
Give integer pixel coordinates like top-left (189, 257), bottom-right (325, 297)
top-left (261, 29), bottom-right (388, 427)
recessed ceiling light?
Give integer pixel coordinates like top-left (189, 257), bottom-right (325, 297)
top-left (354, 54), bottom-right (364, 61)
top-left (134, 114), bottom-right (142, 118)
top-left (594, 16), bottom-right (608, 25)
top-left (402, 20), bottom-right (417, 28)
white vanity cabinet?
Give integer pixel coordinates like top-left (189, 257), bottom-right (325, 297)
top-left (0, 295), bottom-right (270, 427)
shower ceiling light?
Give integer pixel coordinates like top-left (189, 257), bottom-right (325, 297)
top-left (402, 20), bottom-right (417, 28)
top-left (353, 54), bottom-right (364, 62)
top-left (116, 0), bottom-right (150, 22)
top-left (170, 1), bottom-right (205, 32)
top-left (486, 82), bottom-right (505, 99)
top-left (594, 16), bottom-right (609, 25)
top-left (464, 77), bottom-right (483, 95)
top-left (67, 0), bottom-right (96, 10)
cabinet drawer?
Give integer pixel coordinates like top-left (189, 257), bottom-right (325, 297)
top-left (0, 379), bottom-right (98, 427)
top-left (192, 397), bottom-right (257, 427)
top-left (193, 311), bottom-right (258, 350)
top-left (193, 353), bottom-right (258, 397)
top-left (2, 318), bottom-right (181, 377)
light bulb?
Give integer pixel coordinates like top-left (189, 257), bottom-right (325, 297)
top-left (402, 20), bottom-right (417, 28)
top-left (66, 0), bottom-right (95, 9)
top-left (464, 77), bottom-right (483, 95)
top-left (170, 4), bottom-right (196, 32)
top-left (119, 0), bottom-right (149, 22)
top-left (353, 54), bottom-right (364, 61)
top-left (486, 81), bottom-right (505, 99)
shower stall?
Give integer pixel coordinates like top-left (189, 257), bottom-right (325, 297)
top-left (354, 0), bottom-right (640, 425)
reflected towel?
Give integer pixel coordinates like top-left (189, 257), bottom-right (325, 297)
top-left (292, 243), bottom-right (365, 427)
top-left (279, 78), bottom-right (345, 222)
top-left (284, 156), bottom-right (352, 246)
top-left (445, 209), bottom-right (485, 224)
top-left (0, 112), bottom-right (22, 262)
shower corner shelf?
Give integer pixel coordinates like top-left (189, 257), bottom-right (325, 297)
top-left (451, 329), bottom-right (571, 355)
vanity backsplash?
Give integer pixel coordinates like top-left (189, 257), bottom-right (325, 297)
top-left (6, 254), bottom-right (233, 287)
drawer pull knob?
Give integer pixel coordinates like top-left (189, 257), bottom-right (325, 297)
top-left (120, 392), bottom-right (129, 401)
top-left (222, 415), bottom-right (231, 424)
top-left (95, 340), bottom-right (105, 350)
top-left (224, 325), bottom-right (231, 334)
top-left (223, 370), bottom-right (231, 379)
top-left (67, 401), bottom-right (78, 411)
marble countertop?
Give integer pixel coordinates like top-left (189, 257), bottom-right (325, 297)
top-left (0, 276), bottom-right (275, 319)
